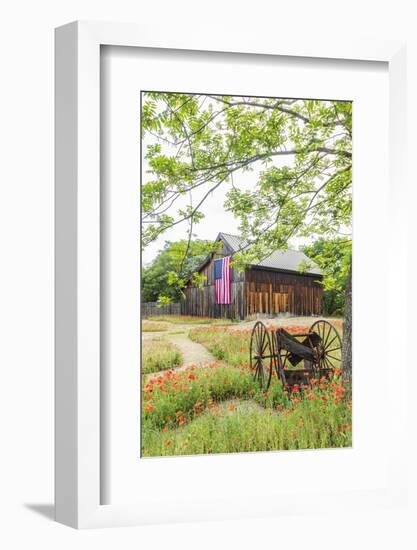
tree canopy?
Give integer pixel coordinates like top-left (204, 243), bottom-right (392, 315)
top-left (142, 93), bottom-right (351, 268)
top-left (141, 239), bottom-right (218, 303)
top-left (301, 237), bottom-right (352, 316)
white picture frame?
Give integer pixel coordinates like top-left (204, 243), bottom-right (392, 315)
top-left (55, 20), bottom-right (407, 529)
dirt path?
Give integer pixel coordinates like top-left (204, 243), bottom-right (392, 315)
top-left (165, 332), bottom-right (216, 368)
top-left (142, 316), bottom-right (342, 378)
top-left (143, 324), bottom-right (217, 379)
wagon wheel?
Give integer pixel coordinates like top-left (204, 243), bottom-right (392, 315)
top-left (250, 321), bottom-right (273, 391)
top-left (309, 320), bottom-right (342, 375)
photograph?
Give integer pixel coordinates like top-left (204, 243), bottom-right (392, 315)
top-left (140, 91), bottom-right (352, 457)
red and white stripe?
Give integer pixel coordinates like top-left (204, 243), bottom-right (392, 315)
top-left (215, 256), bottom-right (231, 304)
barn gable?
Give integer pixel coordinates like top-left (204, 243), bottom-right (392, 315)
top-left (217, 232), bottom-right (322, 276)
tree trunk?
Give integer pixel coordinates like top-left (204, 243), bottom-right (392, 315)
top-left (342, 259), bottom-right (352, 380)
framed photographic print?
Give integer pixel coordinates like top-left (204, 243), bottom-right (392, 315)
top-left (55, 21), bottom-right (408, 528)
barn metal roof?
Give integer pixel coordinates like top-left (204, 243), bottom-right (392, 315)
top-left (218, 232), bottom-right (322, 276)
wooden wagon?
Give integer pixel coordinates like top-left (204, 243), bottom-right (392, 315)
top-left (249, 320), bottom-right (342, 391)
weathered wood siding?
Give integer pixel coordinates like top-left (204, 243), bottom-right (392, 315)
top-left (181, 247), bottom-right (246, 319)
top-left (181, 260), bottom-right (322, 319)
top-left (195, 242), bottom-right (244, 287)
top-left (245, 268), bottom-right (322, 316)
top-left (181, 281), bottom-right (245, 319)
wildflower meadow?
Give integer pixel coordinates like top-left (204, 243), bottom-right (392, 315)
top-left (141, 321), bottom-right (351, 457)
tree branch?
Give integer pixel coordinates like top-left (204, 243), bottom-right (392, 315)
top-left (190, 147), bottom-right (351, 174)
top-left (207, 95), bottom-right (346, 128)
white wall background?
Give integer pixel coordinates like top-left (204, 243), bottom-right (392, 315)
top-left (1, 1), bottom-right (416, 548)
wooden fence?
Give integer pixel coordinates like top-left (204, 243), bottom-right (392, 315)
top-left (141, 302), bottom-right (181, 318)
top-left (181, 282), bottom-right (245, 320)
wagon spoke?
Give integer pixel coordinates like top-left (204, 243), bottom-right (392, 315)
top-left (323, 356), bottom-right (335, 369)
top-left (324, 334), bottom-right (338, 349)
top-left (261, 328), bottom-right (268, 354)
top-left (325, 353), bottom-right (340, 361)
top-left (326, 346), bottom-right (342, 353)
top-left (258, 325), bottom-right (265, 356)
top-left (323, 326), bottom-right (332, 347)
top-left (254, 360), bottom-right (260, 380)
top-left (255, 325), bottom-right (261, 350)
top-left (256, 333), bottom-right (261, 356)
top-left (320, 356), bottom-right (328, 368)
top-left (259, 329), bottom-right (265, 355)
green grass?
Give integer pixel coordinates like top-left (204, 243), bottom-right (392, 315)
top-left (142, 339), bottom-right (183, 374)
top-left (142, 398), bottom-right (352, 456)
top-left (141, 360), bottom-right (352, 456)
top-left (189, 326), bottom-right (251, 367)
top-left (142, 363), bottom-right (264, 430)
top-left (142, 320), bottom-right (168, 332)
top-left (147, 315), bottom-right (233, 325)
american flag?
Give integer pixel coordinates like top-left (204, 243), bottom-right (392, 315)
top-left (214, 256), bottom-right (231, 304)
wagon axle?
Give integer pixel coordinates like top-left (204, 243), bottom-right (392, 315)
top-left (249, 320), bottom-right (342, 391)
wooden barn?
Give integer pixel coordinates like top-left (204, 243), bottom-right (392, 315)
top-left (181, 233), bottom-right (323, 320)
